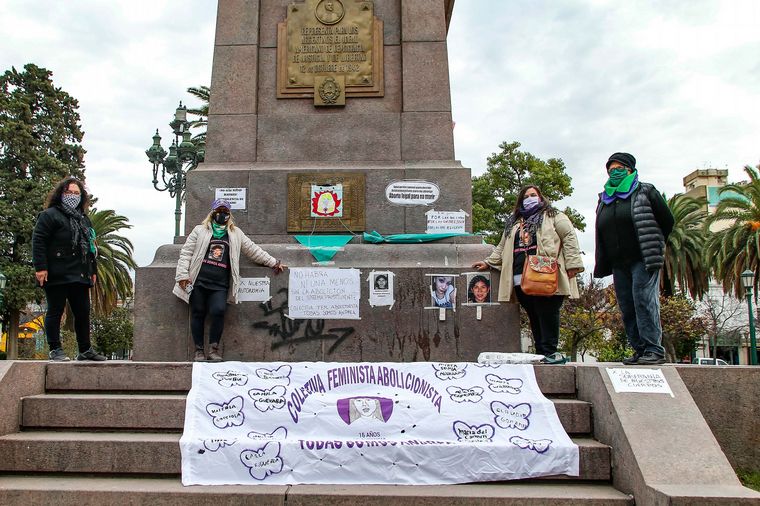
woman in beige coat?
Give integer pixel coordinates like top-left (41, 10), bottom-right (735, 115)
top-left (473, 185), bottom-right (584, 363)
top-left (174, 199), bottom-right (286, 362)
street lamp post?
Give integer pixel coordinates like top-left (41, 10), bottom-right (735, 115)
top-left (146, 102), bottom-right (205, 238)
top-left (740, 269), bottom-right (758, 365)
top-left (0, 273), bottom-right (8, 359)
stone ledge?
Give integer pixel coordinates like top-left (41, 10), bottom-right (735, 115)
top-left (0, 476), bottom-right (633, 505)
top-left (44, 363), bottom-right (577, 397)
top-left (19, 394), bottom-right (591, 435)
top-left (0, 432), bottom-right (609, 480)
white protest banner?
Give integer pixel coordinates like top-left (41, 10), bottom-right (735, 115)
top-left (237, 278), bottom-right (271, 302)
top-left (180, 362), bottom-right (579, 485)
top-left (368, 270), bottom-right (394, 308)
top-left (215, 188), bottom-right (247, 210)
top-left (385, 180), bottom-right (440, 206)
top-left (287, 268), bottom-right (360, 320)
top-left (425, 210), bottom-right (467, 234)
top-left (606, 368), bottom-right (674, 397)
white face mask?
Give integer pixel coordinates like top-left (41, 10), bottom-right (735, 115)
top-left (62, 193), bottom-right (81, 209)
top-left (523, 195), bottom-right (540, 208)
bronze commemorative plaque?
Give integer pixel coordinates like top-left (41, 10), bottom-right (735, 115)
top-left (278, 0), bottom-right (384, 100)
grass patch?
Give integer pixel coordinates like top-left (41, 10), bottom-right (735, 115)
top-left (737, 469), bottom-right (760, 492)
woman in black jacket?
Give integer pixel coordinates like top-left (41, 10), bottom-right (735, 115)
top-left (594, 153), bottom-right (674, 365)
top-left (32, 177), bottom-right (106, 362)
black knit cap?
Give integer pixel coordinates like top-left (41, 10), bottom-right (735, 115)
top-left (606, 152), bottom-right (636, 171)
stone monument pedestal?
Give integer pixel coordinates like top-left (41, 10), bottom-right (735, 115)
top-left (134, 0), bottom-right (521, 361)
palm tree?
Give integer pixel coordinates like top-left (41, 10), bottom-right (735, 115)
top-left (89, 209), bottom-right (137, 316)
top-left (705, 164), bottom-right (760, 298)
top-left (661, 193), bottom-right (709, 299)
top-left (186, 85), bottom-right (209, 142)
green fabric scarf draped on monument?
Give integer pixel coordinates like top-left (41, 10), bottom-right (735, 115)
top-left (294, 235), bottom-right (354, 263)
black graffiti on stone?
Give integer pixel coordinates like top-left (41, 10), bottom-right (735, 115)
top-left (253, 288), bottom-right (355, 353)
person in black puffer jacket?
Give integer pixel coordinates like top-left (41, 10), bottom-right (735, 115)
top-left (594, 152), bottom-right (674, 365)
top-left (32, 177), bottom-right (106, 362)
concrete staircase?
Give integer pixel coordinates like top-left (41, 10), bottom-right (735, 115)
top-left (0, 363), bottom-right (632, 504)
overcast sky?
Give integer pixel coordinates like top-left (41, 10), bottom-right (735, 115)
top-left (3, 1), bottom-right (759, 272)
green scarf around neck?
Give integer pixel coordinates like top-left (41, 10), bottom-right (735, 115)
top-left (604, 170), bottom-right (638, 197)
top-left (210, 222), bottom-right (228, 239)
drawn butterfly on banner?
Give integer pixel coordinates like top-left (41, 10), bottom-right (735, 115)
top-left (490, 401), bottom-right (531, 430)
top-left (446, 385), bottom-right (484, 403)
top-left (202, 438), bottom-right (237, 452)
top-left (452, 421), bottom-right (495, 442)
top-left (432, 363), bottom-right (467, 380)
top-left (212, 370), bottom-right (249, 388)
top-left (205, 396), bottom-right (245, 429)
top-left (248, 426), bottom-right (288, 441)
top-left (240, 441), bottom-right (284, 480)
top-left (510, 435), bottom-right (553, 454)
top-left (255, 364), bottom-right (292, 386)
top-left (485, 374), bottom-right (523, 394)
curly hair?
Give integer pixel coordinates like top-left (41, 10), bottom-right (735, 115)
top-left (44, 176), bottom-right (90, 212)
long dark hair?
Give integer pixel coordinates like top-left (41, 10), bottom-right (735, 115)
top-left (505, 185), bottom-right (556, 228)
top-left (468, 275), bottom-right (490, 302)
top-left (44, 176), bottom-right (90, 212)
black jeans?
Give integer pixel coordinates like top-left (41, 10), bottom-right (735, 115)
top-left (515, 286), bottom-right (565, 356)
top-left (189, 286), bottom-right (228, 349)
top-left (44, 283), bottom-right (91, 353)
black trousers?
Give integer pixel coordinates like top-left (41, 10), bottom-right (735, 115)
top-left (515, 286), bottom-right (565, 356)
top-left (189, 286), bottom-right (228, 349)
top-left (44, 282), bottom-right (91, 353)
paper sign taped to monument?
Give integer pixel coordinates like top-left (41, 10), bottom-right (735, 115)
top-left (238, 278), bottom-right (271, 302)
top-left (368, 270), bottom-right (394, 308)
top-left (606, 368), bottom-right (674, 397)
top-left (180, 361), bottom-right (580, 485)
top-left (287, 267), bottom-right (360, 319)
top-left (426, 210), bottom-right (467, 234)
top-left (311, 184), bottom-right (344, 217)
top-left (385, 180), bottom-right (440, 206)
top-left (215, 188), bottom-right (247, 210)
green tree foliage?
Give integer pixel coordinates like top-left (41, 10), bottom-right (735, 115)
top-left (92, 306), bottom-right (133, 357)
top-left (90, 209), bottom-right (137, 316)
top-left (591, 331), bottom-right (633, 363)
top-left (705, 164), bottom-right (760, 298)
top-left (660, 293), bottom-right (705, 362)
top-left (662, 194), bottom-right (709, 298)
top-left (0, 63), bottom-right (85, 351)
top-left (559, 275), bottom-right (618, 361)
top-left (472, 141), bottom-right (585, 244)
top-left (186, 85), bottom-right (209, 142)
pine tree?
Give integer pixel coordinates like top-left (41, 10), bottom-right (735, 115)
top-left (0, 63), bottom-right (86, 358)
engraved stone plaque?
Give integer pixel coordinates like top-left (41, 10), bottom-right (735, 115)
top-left (278, 0), bottom-right (384, 99)
top-left (287, 172), bottom-right (366, 232)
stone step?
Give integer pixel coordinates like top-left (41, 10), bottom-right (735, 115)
top-left (0, 476), bottom-right (633, 505)
top-left (20, 394), bottom-right (591, 435)
top-left (45, 362), bottom-right (577, 396)
top-left (0, 432), bottom-right (610, 480)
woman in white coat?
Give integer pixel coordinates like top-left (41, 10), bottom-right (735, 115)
top-left (174, 199), bottom-right (286, 361)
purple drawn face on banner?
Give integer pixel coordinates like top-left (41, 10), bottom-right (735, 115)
top-left (336, 396), bottom-right (393, 425)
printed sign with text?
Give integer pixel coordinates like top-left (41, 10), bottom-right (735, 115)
top-left (426, 210), bottom-right (467, 234)
top-left (215, 188), bottom-right (247, 210)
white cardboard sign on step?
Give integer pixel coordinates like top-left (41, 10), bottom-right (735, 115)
top-left (606, 368), bottom-right (674, 397)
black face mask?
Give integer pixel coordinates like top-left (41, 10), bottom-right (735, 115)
top-left (213, 212), bottom-right (230, 225)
